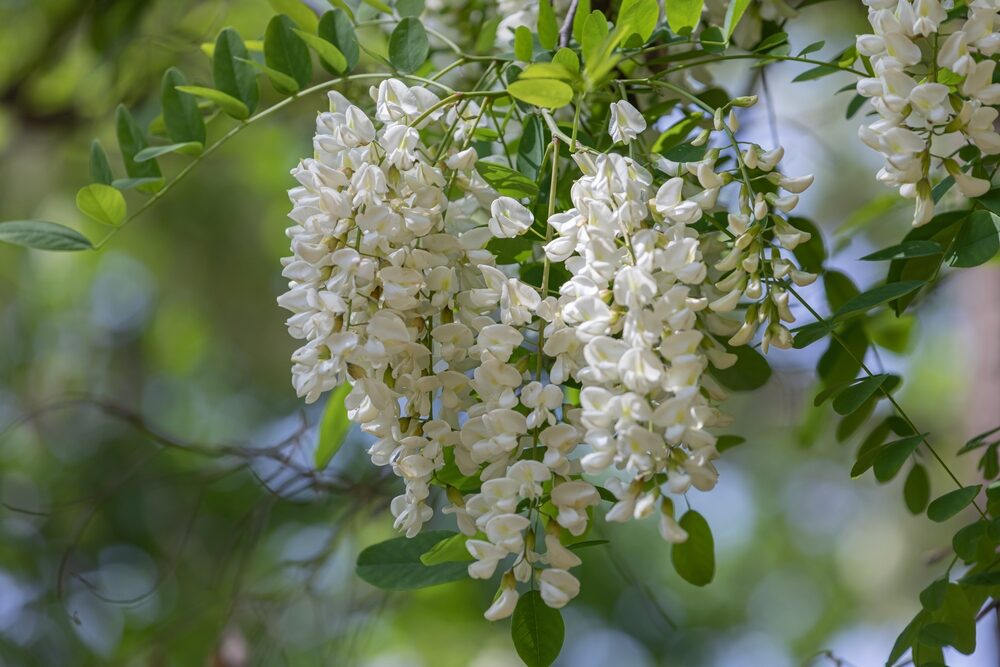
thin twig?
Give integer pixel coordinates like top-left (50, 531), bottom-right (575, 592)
top-left (559, 0), bottom-right (580, 48)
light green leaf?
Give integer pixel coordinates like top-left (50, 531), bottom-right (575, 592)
top-left (238, 56), bottom-right (301, 95)
top-left (419, 532), bottom-right (475, 565)
top-left (161, 68), bottom-right (206, 145)
top-left (664, 0), bottom-right (703, 36)
top-left (860, 240), bottom-right (943, 261)
top-left (0, 220), bottom-right (93, 251)
top-left (511, 590), bottom-right (565, 667)
top-left (112, 177), bottom-right (165, 191)
top-left (318, 10), bottom-right (360, 73)
top-left (619, 0), bottom-right (660, 41)
top-left (476, 161), bottom-right (540, 199)
top-left (89, 140), bottom-right (114, 185)
top-left (361, 0), bottom-right (393, 12)
top-left (213, 28), bottom-right (259, 115)
top-left (538, 0), bottom-right (558, 50)
top-left (295, 28), bottom-right (347, 73)
top-left (389, 17), bottom-right (429, 73)
top-left (798, 40), bottom-right (825, 55)
top-left (355, 530), bottom-right (469, 590)
top-left (517, 114), bottom-right (547, 180)
top-left (76, 184), bottom-right (126, 227)
top-left (134, 142), bottom-right (203, 162)
top-left (518, 62), bottom-right (577, 81)
top-left (723, 0), bottom-right (751, 39)
top-left (176, 85), bottom-right (250, 120)
top-left (581, 10), bottom-right (609, 63)
top-left (397, 0), bottom-right (424, 17)
top-left (507, 78), bottom-right (574, 109)
top-left (265, 15), bottom-right (313, 91)
top-left (268, 0), bottom-right (320, 32)
top-left (115, 105), bottom-right (162, 193)
top-left (552, 47), bottom-right (580, 73)
top-left (671, 510), bottom-right (714, 586)
top-left (315, 383), bottom-right (352, 469)
top-left (514, 25), bottom-right (533, 62)
top-left (572, 0), bottom-right (591, 44)
top-left (927, 485), bottom-right (981, 522)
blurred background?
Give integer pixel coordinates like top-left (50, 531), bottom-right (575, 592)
top-left (0, 0), bottom-right (998, 665)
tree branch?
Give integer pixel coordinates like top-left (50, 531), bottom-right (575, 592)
top-left (559, 0), bottom-right (580, 47)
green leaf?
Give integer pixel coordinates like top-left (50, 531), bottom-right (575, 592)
top-left (361, 0), bottom-right (393, 12)
top-left (315, 383), bottom-right (352, 469)
top-left (538, 0), bottom-right (557, 50)
top-left (477, 161), bottom-right (540, 199)
top-left (700, 26), bottom-right (725, 54)
top-left (295, 28), bottom-right (348, 73)
top-left (958, 570), bottom-right (1000, 586)
top-left (0, 220), bottom-right (93, 251)
top-left (519, 62), bottom-right (577, 82)
top-left (927, 485), bottom-right (981, 522)
top-left (920, 579), bottom-right (947, 610)
top-left (389, 17), bottom-right (429, 73)
top-left (572, 0), bottom-right (591, 44)
top-left (89, 140), bottom-right (114, 185)
top-left (754, 31), bottom-right (788, 52)
top-left (176, 85), bottom-right (251, 120)
top-left (581, 11), bottom-right (609, 64)
top-left (949, 210), bottom-right (999, 268)
top-left (76, 184), bottom-right (126, 227)
top-left (846, 93), bottom-right (866, 119)
top-left (268, 0), bottom-right (320, 33)
top-left (397, 0), bottom-right (424, 17)
top-left (904, 464), bottom-right (931, 514)
top-left (213, 28), bottom-right (259, 115)
top-left (318, 10), bottom-right (360, 73)
top-left (872, 434), bottom-right (923, 483)
top-left (419, 532), bottom-right (475, 565)
top-left (832, 280), bottom-right (926, 320)
top-left (265, 15), bottom-right (313, 90)
top-left (831, 374), bottom-right (889, 416)
top-left (709, 344), bottom-right (771, 391)
top-left (115, 105), bottom-right (163, 194)
top-left (238, 56), bottom-right (301, 95)
top-left (952, 521), bottom-right (986, 562)
top-left (792, 321), bottom-right (832, 349)
top-left (514, 26), bottom-right (533, 62)
top-left (517, 115), bottom-right (547, 180)
top-left (723, 0), bottom-right (751, 39)
top-left (112, 177), bottom-right (165, 191)
top-left (511, 590), bottom-right (565, 667)
top-left (161, 68), bottom-right (206, 145)
top-left (355, 530), bottom-right (469, 590)
top-left (798, 40), bottom-right (825, 55)
top-left (134, 142), bottom-right (203, 162)
top-left (671, 510), bottom-right (714, 586)
top-left (552, 48), bottom-right (580, 74)
top-left (716, 435), bottom-right (746, 452)
top-left (792, 63), bottom-right (840, 82)
top-left (618, 0), bottom-right (660, 41)
top-left (860, 240), bottom-right (943, 261)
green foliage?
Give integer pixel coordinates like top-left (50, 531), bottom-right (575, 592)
top-left (904, 464), bottom-right (931, 513)
top-left (709, 344), bottom-right (771, 391)
top-left (389, 17), bottom-right (429, 73)
top-left (318, 10), bottom-right (360, 73)
top-left (315, 383), bottom-right (352, 469)
top-left (537, 0), bottom-right (557, 50)
top-left (476, 162), bottom-right (540, 199)
top-left (213, 28), bottom-right (260, 115)
top-left (116, 105), bottom-right (163, 193)
top-left (265, 15), bottom-right (314, 92)
top-left (0, 220), bottom-right (93, 251)
top-left (76, 184), bottom-right (127, 227)
top-left (927, 486), bottom-right (981, 522)
top-left (161, 68), bottom-right (207, 145)
top-left (268, 0), bottom-right (320, 32)
top-left (508, 79), bottom-right (574, 109)
top-left (514, 26), bottom-right (533, 62)
top-left (419, 532), bottom-right (475, 565)
top-left (671, 510), bottom-right (715, 586)
top-left (89, 140), bottom-right (115, 185)
top-left (723, 0), bottom-right (751, 39)
top-left (176, 85), bottom-right (250, 119)
top-left (356, 531), bottom-right (469, 590)
top-left (511, 591), bottom-right (565, 667)
top-left (619, 0), bottom-right (660, 42)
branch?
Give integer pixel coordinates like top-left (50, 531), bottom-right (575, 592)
top-left (559, 0), bottom-right (580, 48)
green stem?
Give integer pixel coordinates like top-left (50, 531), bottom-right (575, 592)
top-left (626, 50), bottom-right (868, 78)
top-left (785, 284), bottom-right (987, 519)
top-left (536, 137), bottom-right (559, 380)
top-left (94, 72), bottom-right (453, 249)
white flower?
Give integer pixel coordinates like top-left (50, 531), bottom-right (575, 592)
top-left (539, 568), bottom-right (581, 608)
top-left (488, 196), bottom-right (534, 238)
top-left (608, 100), bottom-right (647, 144)
top-left (484, 585), bottom-right (519, 621)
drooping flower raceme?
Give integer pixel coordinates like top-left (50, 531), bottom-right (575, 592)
top-left (855, 0), bottom-right (1000, 225)
top-left (278, 79), bottom-right (817, 622)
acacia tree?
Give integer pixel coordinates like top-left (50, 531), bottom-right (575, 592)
top-left (3, 0), bottom-right (1000, 665)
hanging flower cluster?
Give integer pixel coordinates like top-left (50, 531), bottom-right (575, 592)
top-left (855, 0), bottom-right (1000, 225)
top-left (278, 79), bottom-right (816, 621)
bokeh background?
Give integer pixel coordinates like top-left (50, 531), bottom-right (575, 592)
top-left (1, 1), bottom-right (998, 665)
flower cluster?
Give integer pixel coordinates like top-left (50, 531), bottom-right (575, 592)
top-left (279, 82), bottom-right (816, 622)
top-left (856, 0), bottom-right (1000, 225)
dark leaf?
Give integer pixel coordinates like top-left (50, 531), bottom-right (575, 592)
top-left (355, 530), bottom-right (469, 589)
top-left (927, 485), bottom-right (981, 522)
top-left (0, 220), bottom-right (93, 251)
top-left (213, 28), bottom-right (260, 114)
top-left (161, 67), bottom-right (206, 145)
top-left (389, 17), bottom-right (429, 73)
top-left (671, 510), bottom-right (714, 586)
top-left (511, 590), bottom-right (565, 667)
